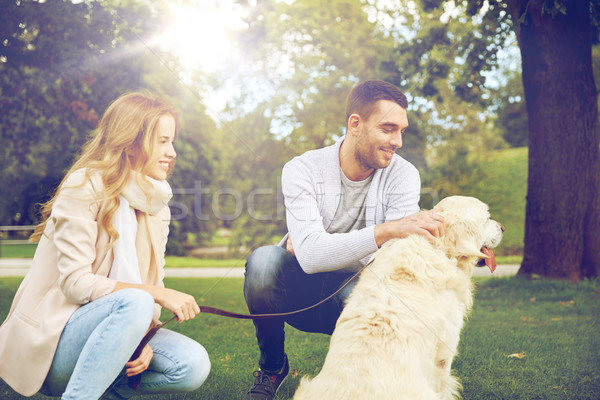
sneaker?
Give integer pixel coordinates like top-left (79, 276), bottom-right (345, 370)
top-left (245, 355), bottom-right (289, 400)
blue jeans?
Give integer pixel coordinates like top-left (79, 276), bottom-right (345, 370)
top-left (243, 245), bottom-right (357, 372)
top-left (42, 288), bottom-right (210, 399)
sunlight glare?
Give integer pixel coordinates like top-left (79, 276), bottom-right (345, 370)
top-left (154, 1), bottom-right (245, 73)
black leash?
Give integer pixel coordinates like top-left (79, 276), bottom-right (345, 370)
top-left (127, 258), bottom-right (373, 389)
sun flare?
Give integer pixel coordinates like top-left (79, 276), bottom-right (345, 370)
top-left (153, 1), bottom-right (245, 73)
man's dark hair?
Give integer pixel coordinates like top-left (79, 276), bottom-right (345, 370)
top-left (345, 80), bottom-right (408, 123)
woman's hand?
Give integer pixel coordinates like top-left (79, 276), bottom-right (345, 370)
top-left (126, 343), bottom-right (153, 377)
top-left (155, 287), bottom-right (201, 322)
top-left (113, 283), bottom-right (201, 322)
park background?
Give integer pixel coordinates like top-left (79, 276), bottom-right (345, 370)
top-left (1, 0), bottom-right (599, 399)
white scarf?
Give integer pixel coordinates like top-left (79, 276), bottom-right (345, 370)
top-left (109, 172), bottom-right (172, 284)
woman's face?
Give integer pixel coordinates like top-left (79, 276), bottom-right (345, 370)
top-left (144, 114), bottom-right (177, 181)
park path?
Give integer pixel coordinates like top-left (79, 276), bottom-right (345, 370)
top-left (0, 258), bottom-right (519, 278)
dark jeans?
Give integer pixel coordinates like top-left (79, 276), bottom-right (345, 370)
top-left (243, 245), bottom-right (357, 372)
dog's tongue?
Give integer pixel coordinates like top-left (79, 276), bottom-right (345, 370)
top-left (482, 247), bottom-right (497, 273)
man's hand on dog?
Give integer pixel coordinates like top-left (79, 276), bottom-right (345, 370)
top-left (375, 207), bottom-right (445, 247)
top-left (287, 207), bottom-right (445, 255)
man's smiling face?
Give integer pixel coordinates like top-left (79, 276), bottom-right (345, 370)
top-left (353, 100), bottom-right (408, 173)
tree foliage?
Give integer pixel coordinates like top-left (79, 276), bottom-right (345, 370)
top-left (234, 0), bottom-right (388, 152)
top-left (375, 0), bottom-right (600, 280)
top-left (223, 0), bottom-right (515, 244)
top-left (0, 0), bottom-right (151, 225)
top-left (0, 0), bottom-right (222, 254)
top-left (494, 72), bottom-right (528, 147)
top-left (220, 0), bottom-right (407, 245)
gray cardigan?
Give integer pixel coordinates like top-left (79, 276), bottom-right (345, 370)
top-left (279, 136), bottom-right (420, 273)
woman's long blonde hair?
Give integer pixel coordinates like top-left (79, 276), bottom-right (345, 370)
top-left (31, 92), bottom-right (179, 242)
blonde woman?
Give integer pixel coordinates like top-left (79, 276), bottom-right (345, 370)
top-left (0, 93), bottom-right (210, 399)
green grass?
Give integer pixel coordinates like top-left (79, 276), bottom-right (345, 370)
top-left (459, 277), bottom-right (600, 399)
top-left (495, 255), bottom-right (523, 265)
top-left (465, 147), bottom-right (528, 256)
top-left (0, 245), bottom-right (247, 269)
top-left (0, 243), bottom-right (37, 258)
top-left (1, 276), bottom-right (598, 399)
top-left (164, 256), bottom-right (246, 269)
top-left (206, 233), bottom-right (231, 247)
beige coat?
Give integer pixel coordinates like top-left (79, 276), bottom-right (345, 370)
top-left (0, 170), bottom-right (170, 396)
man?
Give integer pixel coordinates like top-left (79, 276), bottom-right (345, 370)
top-left (243, 80), bottom-right (445, 399)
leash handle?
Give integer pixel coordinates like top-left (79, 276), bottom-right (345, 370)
top-left (127, 316), bottom-right (176, 389)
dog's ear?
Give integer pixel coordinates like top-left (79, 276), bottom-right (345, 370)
top-left (440, 211), bottom-right (486, 259)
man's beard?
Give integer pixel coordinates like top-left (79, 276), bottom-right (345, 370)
top-left (354, 145), bottom-right (383, 173)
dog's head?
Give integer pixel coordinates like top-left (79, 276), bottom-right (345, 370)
top-left (435, 196), bottom-right (504, 273)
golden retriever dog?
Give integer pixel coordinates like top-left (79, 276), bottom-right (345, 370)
top-left (293, 196), bottom-right (504, 400)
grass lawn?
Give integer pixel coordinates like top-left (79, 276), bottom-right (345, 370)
top-left (0, 244), bottom-right (248, 269)
top-left (164, 256), bottom-right (247, 269)
top-left (0, 243), bottom-right (37, 258)
top-left (0, 276), bottom-right (598, 399)
top-left (465, 147), bottom-right (528, 256)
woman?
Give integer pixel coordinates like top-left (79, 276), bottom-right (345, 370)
top-left (0, 92), bottom-right (210, 399)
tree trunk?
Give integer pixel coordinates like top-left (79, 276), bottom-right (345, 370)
top-left (508, 0), bottom-right (600, 281)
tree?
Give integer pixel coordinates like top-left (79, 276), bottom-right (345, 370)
top-left (377, 0), bottom-right (510, 212)
top-left (382, 0), bottom-right (599, 281)
top-left (0, 0), bottom-right (223, 253)
top-left (504, 0), bottom-right (600, 280)
top-left (494, 73), bottom-right (528, 147)
top-left (0, 0), bottom-right (150, 226)
top-left (222, 103), bottom-right (294, 251)
top-left (235, 0), bottom-right (388, 153)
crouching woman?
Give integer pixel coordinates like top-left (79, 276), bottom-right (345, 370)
top-left (0, 92), bottom-right (210, 399)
